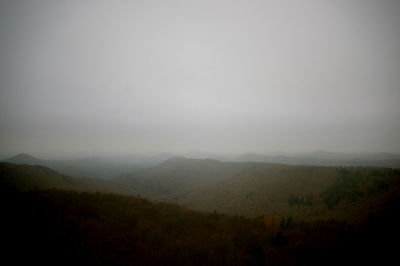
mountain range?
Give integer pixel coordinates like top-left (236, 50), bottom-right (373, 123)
top-left (3, 151), bottom-right (400, 181)
top-left (2, 153), bottom-right (163, 179)
top-left (233, 151), bottom-right (400, 168)
top-left (115, 156), bottom-right (400, 220)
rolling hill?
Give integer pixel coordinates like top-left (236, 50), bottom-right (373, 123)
top-left (116, 157), bottom-right (400, 221)
top-left (1, 159), bottom-right (400, 265)
top-left (3, 153), bottom-right (153, 179)
top-left (3, 155), bottom-right (399, 223)
top-left (2, 175), bottom-right (399, 266)
top-left (0, 162), bottom-right (136, 195)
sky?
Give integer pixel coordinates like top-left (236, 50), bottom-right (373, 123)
top-left (0, 0), bottom-right (399, 158)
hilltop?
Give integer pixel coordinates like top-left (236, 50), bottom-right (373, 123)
top-left (3, 153), bottom-right (151, 179)
top-left (0, 162), bottom-right (135, 195)
top-left (4, 153), bottom-right (44, 164)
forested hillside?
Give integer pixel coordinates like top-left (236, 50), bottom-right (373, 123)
top-left (116, 157), bottom-right (400, 221)
top-left (2, 161), bottom-right (400, 265)
top-left (0, 162), bottom-right (135, 194)
top-left (2, 186), bottom-right (399, 266)
top-left (3, 153), bottom-right (146, 179)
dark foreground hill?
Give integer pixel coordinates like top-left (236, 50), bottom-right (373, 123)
top-left (2, 186), bottom-right (400, 266)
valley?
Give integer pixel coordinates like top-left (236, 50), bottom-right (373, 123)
top-left (2, 155), bottom-right (399, 265)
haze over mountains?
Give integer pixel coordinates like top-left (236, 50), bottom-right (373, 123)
top-left (2, 153), bottom-right (399, 221)
top-left (115, 156), bottom-right (399, 219)
top-left (3, 153), bottom-right (168, 179)
top-left (2, 150), bottom-right (400, 265)
top-left (116, 157), bottom-right (339, 218)
top-left (234, 151), bottom-right (400, 168)
top-left (4, 151), bottom-right (400, 180)
top-left (1, 0), bottom-right (399, 265)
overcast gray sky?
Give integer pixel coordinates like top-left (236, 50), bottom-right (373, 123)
top-left (0, 0), bottom-right (399, 157)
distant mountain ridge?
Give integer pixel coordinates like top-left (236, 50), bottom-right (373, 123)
top-left (5, 153), bottom-right (44, 164)
top-left (4, 150), bottom-right (399, 180)
top-left (233, 152), bottom-right (400, 168)
top-left (3, 153), bottom-right (158, 179)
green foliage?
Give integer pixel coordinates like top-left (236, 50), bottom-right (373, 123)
top-left (321, 168), bottom-right (398, 208)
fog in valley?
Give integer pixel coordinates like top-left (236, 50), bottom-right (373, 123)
top-left (1, 0), bottom-right (399, 159)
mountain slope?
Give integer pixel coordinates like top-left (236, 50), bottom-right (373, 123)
top-left (116, 158), bottom-right (339, 217)
top-left (117, 157), bottom-right (247, 198)
top-left (3, 186), bottom-right (399, 266)
top-left (116, 157), bottom-right (400, 220)
top-left (1, 161), bottom-right (399, 265)
top-left (0, 162), bottom-right (136, 194)
top-left (4, 153), bottom-right (45, 164)
top-left (3, 153), bottom-right (144, 179)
